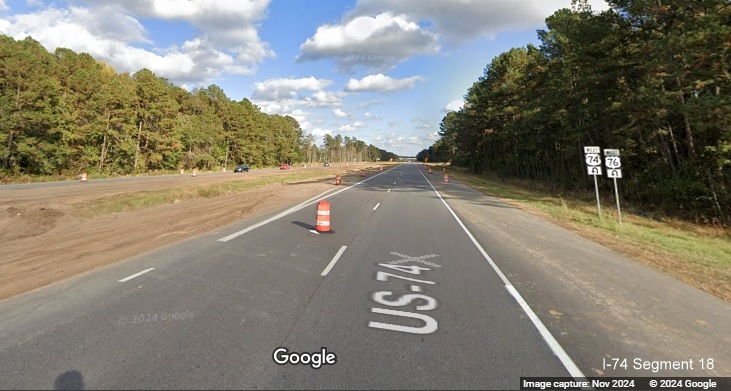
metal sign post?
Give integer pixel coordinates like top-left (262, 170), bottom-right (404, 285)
top-left (604, 149), bottom-right (623, 224)
top-left (584, 146), bottom-right (602, 220)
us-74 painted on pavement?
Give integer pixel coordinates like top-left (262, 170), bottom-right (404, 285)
top-left (367, 252), bottom-right (441, 335)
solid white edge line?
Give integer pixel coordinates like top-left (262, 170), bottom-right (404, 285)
top-left (321, 245), bottom-right (347, 276)
top-left (387, 189), bottom-right (392, 193)
top-left (373, 203), bottom-right (380, 211)
top-left (415, 166), bottom-right (586, 380)
top-left (118, 268), bottom-right (154, 283)
top-left (218, 168), bottom-right (392, 242)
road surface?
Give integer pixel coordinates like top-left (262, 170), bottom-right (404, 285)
top-left (0, 163), bottom-right (728, 389)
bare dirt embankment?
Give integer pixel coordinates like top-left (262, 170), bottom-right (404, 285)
top-left (0, 165), bottom-right (379, 301)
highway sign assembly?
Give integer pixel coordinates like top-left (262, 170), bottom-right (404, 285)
top-left (583, 146), bottom-right (602, 220)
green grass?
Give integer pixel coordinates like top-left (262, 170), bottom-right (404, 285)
top-left (76, 170), bottom-right (338, 218)
top-left (448, 169), bottom-right (731, 301)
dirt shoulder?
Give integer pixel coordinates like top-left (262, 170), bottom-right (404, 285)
top-left (0, 165), bottom-right (378, 301)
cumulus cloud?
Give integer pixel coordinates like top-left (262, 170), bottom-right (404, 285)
top-left (251, 77), bottom-right (333, 101)
top-left (297, 12), bottom-right (439, 71)
top-left (348, 0), bottom-right (610, 45)
top-left (412, 117), bottom-right (434, 130)
top-left (364, 112), bottom-right (381, 119)
top-left (309, 128), bottom-right (333, 138)
top-left (0, 1), bottom-right (273, 86)
top-left (443, 99), bottom-right (464, 112)
top-left (372, 132), bottom-right (424, 152)
top-left (333, 108), bottom-right (350, 118)
top-left (345, 74), bottom-right (424, 93)
top-left (338, 121), bottom-right (367, 132)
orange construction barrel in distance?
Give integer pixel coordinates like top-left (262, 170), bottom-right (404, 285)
top-left (361, 169), bottom-right (366, 177)
top-left (335, 174), bottom-right (341, 185)
top-left (80, 172), bottom-right (88, 182)
top-left (315, 200), bottom-right (331, 233)
top-left (444, 174), bottom-right (449, 183)
top-left (379, 166), bottom-right (383, 171)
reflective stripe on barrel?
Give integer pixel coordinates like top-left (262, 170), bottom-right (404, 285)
top-left (315, 200), bottom-right (331, 232)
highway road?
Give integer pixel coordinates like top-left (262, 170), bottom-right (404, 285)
top-left (0, 163), bottom-right (577, 389)
top-left (0, 163), bottom-right (728, 389)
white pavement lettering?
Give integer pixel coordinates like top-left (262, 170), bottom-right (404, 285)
top-left (387, 252), bottom-right (441, 268)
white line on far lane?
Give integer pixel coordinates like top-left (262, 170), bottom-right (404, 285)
top-left (321, 245), bottom-right (347, 276)
top-left (387, 189), bottom-right (392, 193)
top-left (118, 268), bottom-right (154, 282)
top-left (415, 165), bottom-right (586, 380)
top-left (373, 203), bottom-right (380, 211)
top-left (218, 169), bottom-right (392, 242)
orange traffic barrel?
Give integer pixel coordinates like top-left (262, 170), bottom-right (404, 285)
top-left (444, 174), bottom-right (449, 183)
top-left (379, 166), bottom-right (383, 171)
top-left (80, 172), bottom-right (88, 182)
top-left (315, 200), bottom-right (331, 233)
top-left (361, 169), bottom-right (366, 177)
top-left (192, 168), bottom-right (197, 177)
top-left (443, 167), bottom-right (446, 172)
top-left (428, 168), bottom-right (432, 174)
top-left (335, 174), bottom-right (341, 185)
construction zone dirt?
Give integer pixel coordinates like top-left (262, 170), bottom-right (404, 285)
top-left (0, 164), bottom-right (383, 301)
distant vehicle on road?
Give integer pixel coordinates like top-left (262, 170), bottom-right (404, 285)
top-left (234, 164), bottom-right (250, 172)
top-left (324, 162), bottom-right (331, 167)
top-left (280, 164), bottom-right (290, 170)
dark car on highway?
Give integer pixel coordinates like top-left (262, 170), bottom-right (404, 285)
top-left (234, 164), bottom-right (250, 172)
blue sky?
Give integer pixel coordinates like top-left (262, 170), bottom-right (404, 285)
top-left (0, 0), bottom-right (609, 156)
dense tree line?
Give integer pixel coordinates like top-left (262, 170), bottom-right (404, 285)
top-left (0, 36), bottom-right (398, 177)
top-left (419, 0), bottom-right (730, 223)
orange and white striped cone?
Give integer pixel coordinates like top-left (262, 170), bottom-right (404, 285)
top-left (80, 172), bottom-right (88, 182)
top-left (444, 174), bottom-right (449, 183)
top-left (428, 168), bottom-right (432, 174)
top-left (335, 174), bottom-right (341, 185)
top-left (379, 166), bottom-right (383, 171)
top-left (315, 200), bottom-right (331, 233)
top-left (361, 169), bottom-right (366, 177)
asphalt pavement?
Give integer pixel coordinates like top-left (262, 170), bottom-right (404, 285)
top-left (0, 163), bottom-right (577, 389)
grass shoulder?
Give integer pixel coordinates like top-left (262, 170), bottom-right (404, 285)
top-left (445, 167), bottom-right (731, 302)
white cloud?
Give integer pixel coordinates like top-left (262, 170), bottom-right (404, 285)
top-left (355, 99), bottom-right (386, 108)
top-left (333, 108), bottom-right (350, 118)
top-left (0, 0), bottom-right (7, 11)
top-left (345, 74), bottom-right (424, 93)
top-left (373, 132), bottom-right (423, 151)
top-left (348, 0), bottom-right (610, 45)
top-left (251, 77), bottom-right (333, 101)
top-left (338, 121), bottom-right (366, 132)
top-left (309, 128), bottom-right (333, 138)
top-left (443, 99), bottom-right (464, 112)
top-left (364, 112), bottom-right (381, 119)
top-left (303, 90), bottom-right (347, 108)
top-left (297, 12), bottom-right (439, 71)
top-left (0, 1), bottom-right (273, 86)
top-left (412, 117), bottom-right (434, 130)
top-left (387, 120), bottom-right (401, 128)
